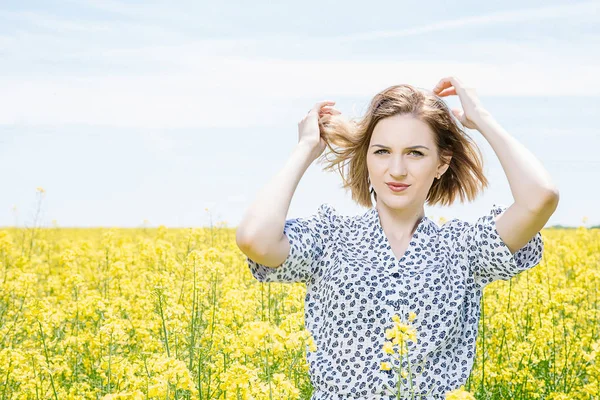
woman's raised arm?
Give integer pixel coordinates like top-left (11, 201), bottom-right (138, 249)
top-left (236, 100), bottom-right (337, 266)
top-left (433, 76), bottom-right (559, 252)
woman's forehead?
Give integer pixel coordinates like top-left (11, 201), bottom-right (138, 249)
top-left (371, 115), bottom-right (436, 145)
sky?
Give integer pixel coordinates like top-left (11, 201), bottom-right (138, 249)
top-left (0, 0), bottom-right (598, 228)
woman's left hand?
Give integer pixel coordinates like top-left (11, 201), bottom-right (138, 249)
top-left (432, 76), bottom-right (492, 130)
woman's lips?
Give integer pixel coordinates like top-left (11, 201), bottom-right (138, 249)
top-left (387, 183), bottom-right (410, 192)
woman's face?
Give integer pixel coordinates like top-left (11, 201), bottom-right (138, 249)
top-left (367, 114), bottom-right (448, 210)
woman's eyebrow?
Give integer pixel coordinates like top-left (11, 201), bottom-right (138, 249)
top-left (370, 144), bottom-right (430, 150)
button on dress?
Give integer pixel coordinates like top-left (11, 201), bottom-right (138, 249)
top-left (246, 203), bottom-right (544, 399)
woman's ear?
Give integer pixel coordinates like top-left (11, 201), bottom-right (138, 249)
top-left (437, 150), bottom-right (453, 176)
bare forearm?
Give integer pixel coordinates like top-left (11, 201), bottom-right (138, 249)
top-left (475, 115), bottom-right (559, 211)
top-left (236, 143), bottom-right (317, 253)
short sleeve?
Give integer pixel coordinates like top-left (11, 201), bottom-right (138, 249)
top-left (246, 203), bottom-right (336, 284)
top-left (456, 203), bottom-right (544, 287)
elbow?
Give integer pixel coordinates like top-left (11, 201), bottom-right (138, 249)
top-left (236, 228), bottom-right (269, 255)
top-left (236, 229), bottom-right (253, 252)
top-left (545, 187), bottom-right (560, 208)
top-left (533, 187), bottom-right (560, 214)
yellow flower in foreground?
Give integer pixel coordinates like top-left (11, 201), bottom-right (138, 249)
top-left (445, 385), bottom-right (476, 400)
top-left (408, 311), bottom-right (417, 322)
top-left (36, 187), bottom-right (45, 193)
top-left (382, 341), bottom-right (394, 355)
top-left (380, 361), bottom-right (392, 371)
top-left (392, 323), bottom-right (417, 343)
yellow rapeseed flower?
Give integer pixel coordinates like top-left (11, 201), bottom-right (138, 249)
top-left (445, 385), bottom-right (476, 399)
top-left (382, 341), bottom-right (394, 355)
top-left (380, 361), bottom-right (392, 371)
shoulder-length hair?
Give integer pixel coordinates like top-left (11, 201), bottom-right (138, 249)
top-left (316, 84), bottom-right (488, 208)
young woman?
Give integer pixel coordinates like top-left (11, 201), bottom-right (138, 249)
top-left (236, 76), bottom-right (559, 399)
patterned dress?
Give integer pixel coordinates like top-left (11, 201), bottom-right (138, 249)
top-left (246, 203), bottom-right (544, 399)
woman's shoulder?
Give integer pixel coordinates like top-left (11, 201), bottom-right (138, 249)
top-left (313, 203), bottom-right (362, 228)
top-left (434, 203), bottom-right (515, 250)
top-left (311, 203), bottom-right (340, 229)
top-left (435, 216), bottom-right (472, 249)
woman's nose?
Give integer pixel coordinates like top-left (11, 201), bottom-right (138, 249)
top-left (389, 156), bottom-right (407, 176)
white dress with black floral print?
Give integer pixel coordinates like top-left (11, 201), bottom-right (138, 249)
top-left (247, 203), bottom-right (544, 399)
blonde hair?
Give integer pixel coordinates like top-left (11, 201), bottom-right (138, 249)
top-left (316, 84), bottom-right (488, 208)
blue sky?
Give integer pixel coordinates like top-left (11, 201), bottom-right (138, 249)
top-left (0, 0), bottom-right (598, 228)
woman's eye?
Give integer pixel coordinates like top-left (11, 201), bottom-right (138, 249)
top-left (374, 149), bottom-right (424, 156)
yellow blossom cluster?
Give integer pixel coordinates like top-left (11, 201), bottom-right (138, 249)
top-left (468, 226), bottom-right (600, 398)
top-left (445, 385), bottom-right (476, 400)
top-left (0, 223), bottom-right (317, 399)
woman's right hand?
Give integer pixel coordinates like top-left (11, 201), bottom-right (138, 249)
top-left (297, 100), bottom-right (341, 157)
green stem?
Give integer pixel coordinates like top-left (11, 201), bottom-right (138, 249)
top-left (37, 320), bottom-right (59, 400)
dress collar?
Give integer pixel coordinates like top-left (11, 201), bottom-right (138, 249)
top-left (363, 207), bottom-right (437, 270)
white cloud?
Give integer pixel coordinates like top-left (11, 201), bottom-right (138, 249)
top-left (0, 2), bottom-right (598, 128)
top-left (0, 58), bottom-right (597, 128)
top-left (327, 1), bottom-right (600, 42)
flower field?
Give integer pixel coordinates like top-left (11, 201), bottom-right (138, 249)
top-left (0, 216), bottom-right (598, 399)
